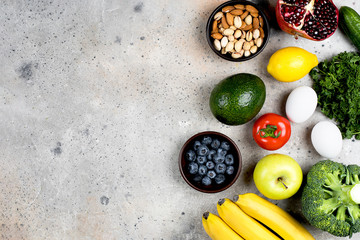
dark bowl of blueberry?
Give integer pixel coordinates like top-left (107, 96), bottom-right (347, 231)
top-left (179, 131), bottom-right (242, 193)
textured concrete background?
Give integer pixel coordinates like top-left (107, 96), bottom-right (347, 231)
top-left (1, 0), bottom-right (359, 239)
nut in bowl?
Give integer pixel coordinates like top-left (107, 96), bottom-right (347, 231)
top-left (206, 0), bottom-right (270, 61)
top-left (179, 131), bottom-right (242, 193)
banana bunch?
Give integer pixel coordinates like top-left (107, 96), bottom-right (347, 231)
top-left (202, 193), bottom-right (315, 240)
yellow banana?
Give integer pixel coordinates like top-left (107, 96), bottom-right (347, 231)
top-left (202, 211), bottom-right (244, 240)
top-left (234, 193), bottom-right (315, 240)
top-left (217, 198), bottom-right (281, 240)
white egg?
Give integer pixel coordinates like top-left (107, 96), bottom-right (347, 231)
top-left (311, 121), bottom-right (343, 159)
top-left (286, 86), bottom-right (317, 123)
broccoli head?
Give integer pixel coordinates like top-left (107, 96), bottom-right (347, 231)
top-left (301, 160), bottom-right (360, 238)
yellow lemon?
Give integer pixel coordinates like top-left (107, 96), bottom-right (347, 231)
top-left (267, 47), bottom-right (318, 82)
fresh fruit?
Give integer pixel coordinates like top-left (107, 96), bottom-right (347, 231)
top-left (215, 163), bottom-right (226, 174)
top-left (234, 193), bottom-right (315, 240)
top-left (276, 0), bottom-right (339, 41)
top-left (217, 148), bottom-right (227, 157)
top-left (202, 136), bottom-right (213, 145)
top-left (197, 145), bottom-right (209, 156)
top-left (185, 150), bottom-right (196, 161)
top-left (184, 135), bottom-right (237, 186)
top-left (286, 86), bottom-right (317, 123)
top-left (197, 155), bottom-right (207, 165)
top-left (188, 162), bottom-right (198, 174)
top-left (207, 170), bottom-right (216, 179)
top-left (220, 141), bottom-right (230, 151)
top-left (252, 113), bottom-right (291, 150)
top-left (213, 155), bottom-right (224, 164)
top-left (202, 212), bottom-right (244, 240)
top-left (198, 165), bottom-right (207, 175)
top-left (225, 154), bottom-right (234, 165)
top-left (226, 166), bottom-right (234, 175)
top-left (217, 198), bottom-right (281, 240)
top-left (267, 47), bottom-right (318, 82)
top-left (202, 176), bottom-right (212, 186)
top-left (206, 160), bottom-right (215, 169)
top-left (211, 139), bottom-right (221, 149)
top-left (207, 150), bottom-right (216, 160)
top-left (339, 6), bottom-right (360, 51)
top-left (209, 73), bottom-right (266, 125)
top-left (194, 141), bottom-right (201, 150)
top-left (253, 153), bottom-right (303, 200)
top-left (214, 174), bottom-right (226, 184)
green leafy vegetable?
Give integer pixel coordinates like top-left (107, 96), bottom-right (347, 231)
top-left (301, 160), bottom-right (360, 237)
top-left (310, 52), bottom-right (360, 140)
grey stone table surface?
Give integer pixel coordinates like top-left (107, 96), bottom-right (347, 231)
top-left (1, 0), bottom-right (360, 239)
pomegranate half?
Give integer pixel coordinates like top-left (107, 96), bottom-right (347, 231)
top-left (276, 0), bottom-right (339, 41)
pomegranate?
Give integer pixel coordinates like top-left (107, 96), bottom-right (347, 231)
top-left (276, 0), bottom-right (339, 41)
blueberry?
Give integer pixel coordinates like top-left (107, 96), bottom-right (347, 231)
top-left (193, 141), bottom-right (201, 150)
top-left (185, 150), bottom-right (196, 161)
top-left (217, 148), bottom-right (227, 157)
top-left (193, 174), bottom-right (202, 182)
top-left (226, 166), bottom-right (235, 175)
top-left (188, 162), bottom-right (198, 175)
top-left (213, 154), bottom-right (225, 164)
top-left (220, 141), bottom-right (231, 151)
top-left (215, 163), bottom-right (226, 174)
top-left (197, 155), bottom-right (207, 165)
top-left (207, 149), bottom-right (216, 160)
top-left (198, 165), bottom-right (208, 176)
top-left (206, 161), bottom-right (215, 169)
top-left (207, 170), bottom-right (217, 179)
top-left (225, 154), bottom-right (234, 165)
top-left (202, 176), bottom-right (212, 186)
top-left (210, 139), bottom-right (221, 149)
top-left (197, 145), bottom-right (209, 156)
top-left (202, 136), bottom-right (212, 145)
top-left (215, 174), bottom-right (226, 184)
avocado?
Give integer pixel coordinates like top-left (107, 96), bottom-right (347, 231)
top-left (209, 73), bottom-right (266, 125)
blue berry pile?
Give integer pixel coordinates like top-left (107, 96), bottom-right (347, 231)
top-left (185, 135), bottom-right (236, 186)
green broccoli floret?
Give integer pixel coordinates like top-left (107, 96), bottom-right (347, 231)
top-left (301, 160), bottom-right (360, 238)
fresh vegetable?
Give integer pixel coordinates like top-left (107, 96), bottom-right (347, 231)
top-left (311, 121), bottom-right (343, 159)
top-left (209, 73), bottom-right (266, 125)
top-left (234, 193), bottom-right (315, 240)
top-left (301, 160), bottom-right (360, 237)
top-left (309, 52), bottom-right (360, 139)
top-left (267, 47), bottom-right (318, 82)
top-left (202, 212), bottom-right (243, 240)
top-left (286, 86), bottom-right (317, 123)
top-left (253, 154), bottom-right (303, 200)
top-left (339, 6), bottom-right (360, 51)
top-left (276, 0), bottom-right (338, 41)
top-left (217, 198), bottom-right (280, 240)
top-left (253, 113), bottom-right (291, 150)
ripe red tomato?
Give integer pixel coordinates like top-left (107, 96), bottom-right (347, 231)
top-left (253, 113), bottom-right (291, 150)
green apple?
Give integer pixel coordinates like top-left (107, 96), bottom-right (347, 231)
top-left (253, 153), bottom-right (303, 200)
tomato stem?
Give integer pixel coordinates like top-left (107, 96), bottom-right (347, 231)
top-left (258, 124), bottom-right (281, 138)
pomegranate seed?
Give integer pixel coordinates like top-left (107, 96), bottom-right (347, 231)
top-left (278, 0), bottom-right (338, 40)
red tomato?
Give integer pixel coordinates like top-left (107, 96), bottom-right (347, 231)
top-left (252, 113), bottom-right (291, 150)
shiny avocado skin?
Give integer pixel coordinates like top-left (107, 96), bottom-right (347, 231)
top-left (210, 73), bottom-right (266, 125)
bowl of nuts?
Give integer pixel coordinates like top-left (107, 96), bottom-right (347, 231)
top-left (179, 131), bottom-right (242, 193)
top-left (206, 0), bottom-right (270, 61)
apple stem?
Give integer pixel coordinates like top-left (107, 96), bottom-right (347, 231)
top-left (278, 177), bottom-right (288, 189)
